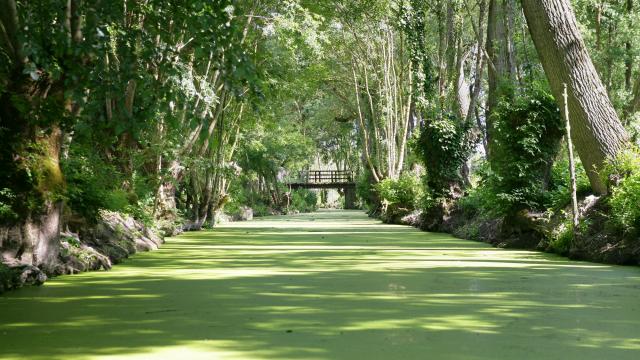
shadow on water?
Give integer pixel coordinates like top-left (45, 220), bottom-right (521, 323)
top-left (1, 209), bottom-right (640, 359)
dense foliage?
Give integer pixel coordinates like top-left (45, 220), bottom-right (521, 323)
top-left (375, 173), bottom-right (424, 211)
top-left (604, 148), bottom-right (640, 235)
top-left (488, 84), bottom-right (565, 213)
top-left (414, 115), bottom-right (474, 199)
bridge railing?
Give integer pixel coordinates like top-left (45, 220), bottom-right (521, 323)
top-left (291, 170), bottom-right (354, 184)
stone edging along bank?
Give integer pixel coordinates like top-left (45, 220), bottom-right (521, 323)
top-left (1, 210), bottom-right (164, 294)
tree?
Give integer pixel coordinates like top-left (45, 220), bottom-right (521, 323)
top-left (0, 0), bottom-right (89, 272)
top-left (0, 0), bottom-right (259, 268)
top-left (486, 0), bottom-right (517, 158)
top-left (338, 5), bottom-right (414, 183)
top-left (522, 0), bottom-right (629, 194)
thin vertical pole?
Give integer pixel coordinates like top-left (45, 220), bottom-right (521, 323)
top-left (563, 83), bottom-right (579, 229)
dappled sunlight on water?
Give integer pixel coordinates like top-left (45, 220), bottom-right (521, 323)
top-left (1, 210), bottom-right (640, 359)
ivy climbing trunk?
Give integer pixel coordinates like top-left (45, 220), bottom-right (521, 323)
top-left (522, 0), bottom-right (629, 194)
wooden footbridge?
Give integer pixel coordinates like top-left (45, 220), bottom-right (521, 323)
top-left (287, 170), bottom-right (357, 209)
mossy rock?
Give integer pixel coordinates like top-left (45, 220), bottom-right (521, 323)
top-left (0, 262), bottom-right (47, 294)
top-left (0, 263), bottom-right (12, 293)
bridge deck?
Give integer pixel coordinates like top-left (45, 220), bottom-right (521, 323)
top-left (288, 182), bottom-right (355, 190)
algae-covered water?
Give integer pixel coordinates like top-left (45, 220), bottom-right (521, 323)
top-left (1, 210), bottom-right (640, 359)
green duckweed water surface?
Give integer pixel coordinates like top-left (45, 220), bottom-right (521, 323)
top-left (1, 210), bottom-right (640, 359)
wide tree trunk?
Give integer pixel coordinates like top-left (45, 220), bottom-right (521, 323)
top-left (0, 76), bottom-right (65, 273)
top-left (522, 0), bottom-right (629, 194)
top-left (0, 0), bottom-right (86, 274)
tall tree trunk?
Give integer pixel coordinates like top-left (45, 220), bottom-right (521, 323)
top-left (595, 2), bottom-right (603, 51)
top-left (486, 0), bottom-right (514, 159)
top-left (505, 0), bottom-right (521, 84)
top-left (437, 0), bottom-right (448, 108)
top-left (625, 0), bottom-right (634, 91)
top-left (522, 0), bottom-right (629, 194)
top-left (626, 75), bottom-right (640, 122)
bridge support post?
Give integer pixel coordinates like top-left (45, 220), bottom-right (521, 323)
top-left (344, 186), bottom-right (356, 210)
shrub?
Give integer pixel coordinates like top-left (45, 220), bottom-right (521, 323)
top-left (289, 189), bottom-right (318, 213)
top-left (356, 171), bottom-right (379, 210)
top-left (105, 189), bottom-right (130, 212)
top-left (0, 188), bottom-right (19, 222)
top-left (375, 173), bottom-right (424, 210)
top-left (252, 203), bottom-right (271, 217)
top-left (457, 168), bottom-right (502, 217)
top-left (603, 148), bottom-right (640, 235)
top-left (224, 180), bottom-right (253, 216)
top-left (62, 152), bottom-right (115, 221)
top-left (123, 196), bottom-right (156, 226)
top-left (544, 156), bottom-right (591, 211)
top-left (548, 219), bottom-right (574, 255)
